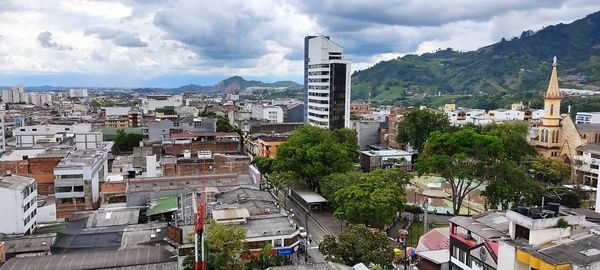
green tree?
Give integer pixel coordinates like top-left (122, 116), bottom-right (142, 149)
top-left (253, 156), bottom-right (274, 175)
top-left (267, 171), bottom-right (295, 194)
top-left (333, 169), bottom-right (408, 228)
top-left (396, 109), bottom-right (451, 153)
top-left (205, 221), bottom-right (247, 270)
top-left (319, 224), bottom-right (394, 268)
top-left (273, 125), bottom-right (357, 192)
top-left (415, 129), bottom-right (504, 215)
top-left (182, 255), bottom-right (195, 270)
top-left (111, 129), bottom-right (143, 154)
top-left (527, 157), bottom-right (571, 184)
top-left (483, 160), bottom-right (543, 210)
top-left (321, 171), bottom-right (362, 202)
top-left (480, 122), bottom-right (536, 162)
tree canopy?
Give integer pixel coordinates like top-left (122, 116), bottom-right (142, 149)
top-left (204, 221), bottom-right (247, 270)
top-left (415, 129), bottom-right (504, 215)
top-left (478, 122), bottom-right (536, 162)
top-left (396, 108), bottom-right (451, 153)
top-left (319, 224), bottom-right (394, 268)
top-left (324, 169), bottom-right (410, 228)
top-left (273, 125), bottom-right (358, 192)
top-left (483, 160), bottom-right (544, 210)
top-left (111, 129), bottom-right (143, 154)
top-left (333, 174), bottom-right (407, 228)
top-left (527, 156), bottom-right (571, 184)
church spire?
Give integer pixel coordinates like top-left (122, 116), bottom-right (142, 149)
top-left (545, 56), bottom-right (561, 99)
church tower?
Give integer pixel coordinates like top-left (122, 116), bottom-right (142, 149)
top-left (537, 56), bottom-right (562, 158)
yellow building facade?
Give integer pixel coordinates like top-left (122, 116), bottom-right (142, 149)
top-left (532, 58), bottom-right (584, 162)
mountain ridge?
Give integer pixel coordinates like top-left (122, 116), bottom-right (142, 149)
top-left (351, 11), bottom-right (600, 102)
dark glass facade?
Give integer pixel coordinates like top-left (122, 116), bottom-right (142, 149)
top-left (329, 63), bottom-right (347, 129)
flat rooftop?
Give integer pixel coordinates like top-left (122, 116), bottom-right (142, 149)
top-left (0, 175), bottom-right (35, 190)
top-left (360, 149), bottom-right (412, 157)
top-left (0, 149), bottom-right (45, 161)
top-left (56, 149), bottom-right (106, 168)
top-left (245, 215), bottom-right (296, 238)
top-left (450, 211), bottom-right (509, 239)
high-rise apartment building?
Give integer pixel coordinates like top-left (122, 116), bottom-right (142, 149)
top-left (304, 36), bottom-right (351, 129)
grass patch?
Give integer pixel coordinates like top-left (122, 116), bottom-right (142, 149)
top-left (404, 222), bottom-right (448, 246)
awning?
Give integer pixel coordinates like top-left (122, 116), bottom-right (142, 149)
top-left (516, 249), bottom-right (571, 270)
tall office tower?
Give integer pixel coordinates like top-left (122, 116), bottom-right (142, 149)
top-left (304, 36), bottom-right (351, 129)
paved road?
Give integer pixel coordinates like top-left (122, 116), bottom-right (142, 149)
top-left (270, 189), bottom-right (330, 263)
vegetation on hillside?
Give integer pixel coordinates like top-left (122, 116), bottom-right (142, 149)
top-left (352, 11), bottom-right (600, 105)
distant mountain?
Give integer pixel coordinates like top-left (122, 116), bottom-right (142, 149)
top-left (352, 11), bottom-right (600, 102)
top-left (211, 76), bottom-right (301, 94)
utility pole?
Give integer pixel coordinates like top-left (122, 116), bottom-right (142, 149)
top-left (423, 198), bottom-right (429, 234)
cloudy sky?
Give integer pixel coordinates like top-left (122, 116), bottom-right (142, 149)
top-left (0, 0), bottom-right (599, 87)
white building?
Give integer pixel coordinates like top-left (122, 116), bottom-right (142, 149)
top-left (305, 36), bottom-right (351, 129)
top-left (573, 143), bottom-right (600, 211)
top-left (488, 109), bottom-right (525, 121)
top-left (1, 85), bottom-right (26, 104)
top-left (140, 94), bottom-right (183, 114)
top-left (251, 105), bottom-right (284, 123)
top-left (102, 106), bottom-right (131, 116)
top-left (0, 175), bottom-right (38, 235)
top-left (68, 88), bottom-right (88, 98)
top-left (0, 112), bottom-right (5, 155)
top-left (575, 112), bottom-right (600, 124)
top-left (28, 93), bottom-right (52, 106)
top-left (54, 149), bottom-right (108, 218)
top-left (14, 123), bottom-right (102, 149)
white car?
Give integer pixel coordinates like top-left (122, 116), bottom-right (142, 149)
top-left (298, 227), bottom-right (307, 238)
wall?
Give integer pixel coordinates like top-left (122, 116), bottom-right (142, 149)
top-left (29, 157), bottom-right (63, 195)
top-left (497, 241), bottom-right (516, 270)
top-left (356, 121), bottom-right (380, 150)
top-left (163, 141), bottom-right (240, 155)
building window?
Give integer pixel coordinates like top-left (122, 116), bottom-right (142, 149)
top-left (550, 104), bottom-right (554, 116)
top-left (73, 186), bottom-right (84, 192)
top-left (56, 186), bottom-right (73, 193)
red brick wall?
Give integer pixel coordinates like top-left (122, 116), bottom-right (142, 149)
top-left (29, 157), bottom-right (63, 195)
top-left (0, 160), bottom-right (29, 176)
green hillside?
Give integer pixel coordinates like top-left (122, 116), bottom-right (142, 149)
top-left (352, 11), bottom-right (600, 103)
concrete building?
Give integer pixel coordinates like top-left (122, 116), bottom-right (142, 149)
top-left (305, 36), bottom-right (351, 129)
top-left (251, 105), bottom-right (284, 123)
top-left (104, 116), bottom-right (129, 128)
top-left (54, 149), bottom-right (108, 218)
top-left (354, 120), bottom-right (380, 150)
top-left (576, 112), bottom-right (600, 124)
top-left (256, 136), bottom-right (287, 159)
top-left (28, 93), bottom-right (52, 106)
top-left (102, 106), bottom-right (131, 117)
top-left (68, 88), bottom-right (88, 98)
top-left (0, 113), bottom-right (5, 155)
top-left (359, 149), bottom-right (413, 172)
top-left (14, 123), bottom-right (102, 149)
top-left (1, 85), bottom-right (25, 104)
top-left (488, 109), bottom-right (525, 121)
top-left (573, 143), bottom-right (600, 211)
top-left (141, 94), bottom-right (183, 114)
top-left (212, 187), bottom-right (301, 257)
top-left (0, 146), bottom-right (74, 195)
top-left (0, 175), bottom-right (38, 235)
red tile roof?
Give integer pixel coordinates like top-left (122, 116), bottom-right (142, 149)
top-left (418, 228), bottom-right (450, 251)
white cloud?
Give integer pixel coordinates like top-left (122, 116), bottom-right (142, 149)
top-left (0, 0), bottom-right (598, 86)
